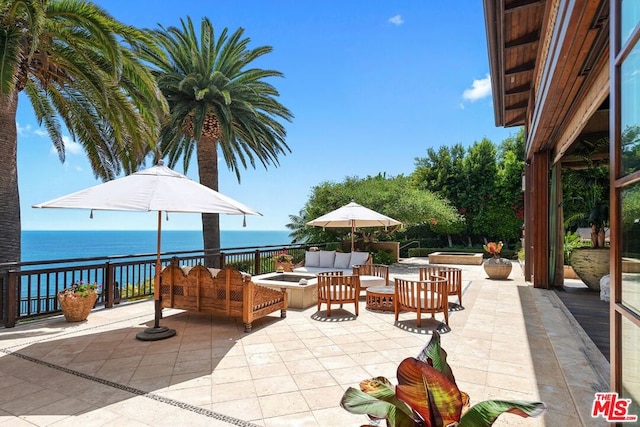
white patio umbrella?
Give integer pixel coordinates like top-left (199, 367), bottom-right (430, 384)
top-left (306, 201), bottom-right (402, 251)
top-left (33, 160), bottom-right (261, 341)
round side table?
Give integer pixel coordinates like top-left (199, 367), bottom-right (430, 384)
top-left (366, 286), bottom-right (395, 312)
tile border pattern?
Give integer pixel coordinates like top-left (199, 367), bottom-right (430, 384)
top-left (0, 315), bottom-right (259, 427)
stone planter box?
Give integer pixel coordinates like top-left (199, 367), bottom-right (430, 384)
top-left (428, 252), bottom-right (484, 265)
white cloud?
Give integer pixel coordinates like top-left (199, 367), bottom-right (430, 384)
top-left (34, 129), bottom-right (47, 137)
top-left (389, 14), bottom-right (403, 25)
top-left (462, 74), bottom-right (492, 102)
top-left (16, 122), bottom-right (32, 135)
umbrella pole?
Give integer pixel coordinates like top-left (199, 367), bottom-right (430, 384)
top-left (351, 222), bottom-right (355, 252)
top-left (136, 211), bottom-right (176, 341)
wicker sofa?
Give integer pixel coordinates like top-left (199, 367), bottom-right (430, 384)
top-left (160, 261), bottom-right (287, 332)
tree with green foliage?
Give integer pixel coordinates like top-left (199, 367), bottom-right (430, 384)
top-left (138, 17), bottom-right (293, 262)
top-left (461, 138), bottom-right (498, 241)
top-left (413, 143), bottom-right (466, 210)
top-left (473, 131), bottom-right (525, 242)
top-left (413, 130), bottom-right (525, 247)
top-left (298, 174), bottom-right (463, 246)
top-left (0, 0), bottom-right (165, 264)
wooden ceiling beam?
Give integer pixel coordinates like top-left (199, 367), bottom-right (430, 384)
top-left (505, 60), bottom-right (536, 75)
top-left (505, 0), bottom-right (544, 13)
top-left (505, 31), bottom-right (540, 50)
top-left (506, 100), bottom-right (529, 110)
top-left (505, 82), bottom-right (531, 96)
top-left (505, 114), bottom-right (526, 126)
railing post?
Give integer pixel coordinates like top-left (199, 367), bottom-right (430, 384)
top-left (6, 270), bottom-right (17, 328)
top-left (105, 262), bottom-right (113, 308)
top-left (220, 252), bottom-right (226, 268)
top-left (254, 249), bottom-right (261, 275)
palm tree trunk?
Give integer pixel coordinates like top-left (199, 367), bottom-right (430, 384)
top-left (0, 94), bottom-right (21, 266)
top-left (197, 136), bottom-right (220, 267)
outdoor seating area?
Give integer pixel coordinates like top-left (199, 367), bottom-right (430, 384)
top-left (0, 259), bottom-right (609, 426)
top-left (160, 262), bottom-right (287, 332)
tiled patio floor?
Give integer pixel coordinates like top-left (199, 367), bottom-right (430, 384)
top-left (0, 259), bottom-right (610, 426)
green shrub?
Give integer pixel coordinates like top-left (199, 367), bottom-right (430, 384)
top-left (373, 249), bottom-right (395, 265)
top-left (564, 231), bottom-right (589, 265)
top-left (226, 259), bottom-right (253, 273)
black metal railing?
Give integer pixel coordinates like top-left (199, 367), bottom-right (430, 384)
top-left (0, 242), bottom-right (327, 327)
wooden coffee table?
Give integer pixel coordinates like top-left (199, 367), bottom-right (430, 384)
top-left (366, 286), bottom-right (395, 312)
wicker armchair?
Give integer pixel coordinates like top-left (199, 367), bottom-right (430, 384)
top-left (419, 265), bottom-right (463, 306)
top-left (352, 263), bottom-right (389, 289)
top-left (394, 277), bottom-right (448, 327)
top-left (317, 273), bottom-right (360, 317)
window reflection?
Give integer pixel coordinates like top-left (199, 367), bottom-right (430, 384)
top-left (622, 315), bottom-right (640, 417)
top-left (621, 184), bottom-right (640, 316)
top-left (621, 43), bottom-right (640, 175)
top-left (622, 0), bottom-right (640, 46)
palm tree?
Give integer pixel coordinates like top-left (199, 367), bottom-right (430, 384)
top-left (0, 0), bottom-right (166, 265)
top-left (138, 17), bottom-right (293, 265)
top-left (286, 209), bottom-right (310, 243)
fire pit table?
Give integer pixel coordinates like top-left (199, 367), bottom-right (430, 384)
top-left (252, 272), bottom-right (318, 309)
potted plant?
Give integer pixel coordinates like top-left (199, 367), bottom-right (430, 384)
top-left (482, 241), bottom-right (512, 280)
top-left (340, 331), bottom-right (546, 426)
top-left (57, 281), bottom-right (99, 322)
top-left (273, 251), bottom-right (294, 272)
top-left (563, 165), bottom-right (610, 290)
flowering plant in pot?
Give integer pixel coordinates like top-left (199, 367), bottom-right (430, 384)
top-left (57, 281), bottom-right (100, 322)
top-left (273, 251), bottom-right (294, 272)
top-left (482, 241), bottom-right (512, 280)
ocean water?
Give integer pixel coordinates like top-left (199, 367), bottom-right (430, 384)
top-left (22, 230), bottom-right (292, 262)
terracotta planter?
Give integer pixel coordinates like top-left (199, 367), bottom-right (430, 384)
top-left (569, 248), bottom-right (609, 291)
top-left (483, 258), bottom-right (513, 280)
top-left (57, 292), bottom-right (98, 322)
top-left (274, 261), bottom-right (294, 272)
top-left (564, 265), bottom-right (579, 279)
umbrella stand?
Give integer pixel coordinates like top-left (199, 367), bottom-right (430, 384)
top-left (135, 211), bottom-right (177, 341)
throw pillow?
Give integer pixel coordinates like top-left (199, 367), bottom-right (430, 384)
top-left (349, 251), bottom-right (370, 267)
top-left (305, 251), bottom-right (321, 267)
top-left (319, 250), bottom-right (336, 268)
top-left (334, 252), bottom-right (351, 269)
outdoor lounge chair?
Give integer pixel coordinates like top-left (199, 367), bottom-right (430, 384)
top-left (394, 277), bottom-right (448, 327)
top-left (419, 265), bottom-right (463, 306)
top-left (353, 263), bottom-right (389, 289)
top-left (316, 273), bottom-right (360, 317)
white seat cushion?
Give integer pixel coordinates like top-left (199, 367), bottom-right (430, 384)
top-left (293, 266), bottom-right (352, 275)
top-left (358, 276), bottom-right (386, 289)
top-left (419, 291), bottom-right (442, 309)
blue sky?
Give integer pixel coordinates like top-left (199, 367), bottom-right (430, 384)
top-left (19, 0), bottom-right (516, 231)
